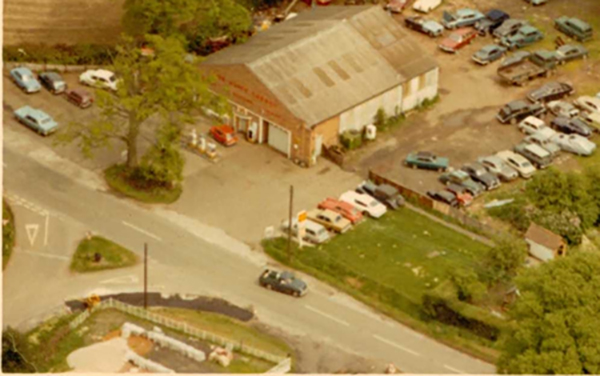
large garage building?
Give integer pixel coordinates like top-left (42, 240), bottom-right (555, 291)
top-left (201, 5), bottom-right (439, 166)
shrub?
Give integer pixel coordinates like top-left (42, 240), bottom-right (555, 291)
top-left (2, 201), bottom-right (15, 269)
top-left (487, 196), bottom-right (531, 232)
top-left (3, 44), bottom-right (116, 65)
top-left (449, 268), bottom-right (486, 303)
top-left (374, 108), bottom-right (388, 130)
top-left (416, 95), bottom-right (439, 112)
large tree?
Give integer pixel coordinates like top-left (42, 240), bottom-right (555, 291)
top-left (498, 252), bottom-right (600, 374)
top-left (60, 35), bottom-right (226, 170)
top-left (122, 0), bottom-right (252, 49)
top-left (482, 238), bottom-right (528, 284)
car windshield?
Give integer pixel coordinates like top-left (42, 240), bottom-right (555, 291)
top-left (501, 107), bottom-right (510, 116)
top-left (369, 200), bottom-right (379, 207)
top-left (22, 74), bottom-right (32, 82)
top-left (108, 75), bottom-right (117, 82)
top-left (40, 118), bottom-right (52, 125)
top-left (226, 133), bottom-right (233, 141)
top-left (522, 161), bottom-right (532, 168)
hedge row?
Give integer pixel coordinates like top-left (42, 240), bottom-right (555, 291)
top-left (3, 44), bottom-right (116, 65)
top-left (422, 281), bottom-right (507, 341)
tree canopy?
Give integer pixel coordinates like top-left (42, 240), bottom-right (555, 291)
top-left (498, 252), bottom-right (600, 374)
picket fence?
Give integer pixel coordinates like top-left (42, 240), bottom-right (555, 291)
top-left (68, 298), bottom-right (291, 372)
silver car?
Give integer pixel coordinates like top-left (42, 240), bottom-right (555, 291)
top-left (547, 100), bottom-right (580, 118)
top-left (478, 155), bottom-right (519, 181)
top-left (550, 133), bottom-right (597, 156)
top-left (524, 132), bottom-right (561, 158)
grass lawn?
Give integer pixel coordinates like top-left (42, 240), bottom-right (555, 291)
top-left (263, 208), bottom-right (498, 361)
top-left (15, 307), bottom-right (288, 373)
top-left (70, 236), bottom-right (138, 273)
top-left (3, 200), bottom-right (15, 269)
top-left (104, 164), bottom-right (182, 204)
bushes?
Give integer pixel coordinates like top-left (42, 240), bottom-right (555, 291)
top-left (3, 44), bottom-right (116, 65)
top-left (340, 130), bottom-right (363, 150)
top-left (2, 201), bottom-right (15, 270)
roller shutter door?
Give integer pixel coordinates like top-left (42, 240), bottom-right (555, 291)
top-left (268, 123), bottom-right (290, 156)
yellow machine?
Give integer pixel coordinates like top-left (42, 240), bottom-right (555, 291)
top-left (83, 294), bottom-right (101, 310)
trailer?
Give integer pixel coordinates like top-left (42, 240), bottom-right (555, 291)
top-left (497, 52), bottom-right (555, 86)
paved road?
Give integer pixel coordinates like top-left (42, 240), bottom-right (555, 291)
top-left (2, 125), bottom-right (496, 374)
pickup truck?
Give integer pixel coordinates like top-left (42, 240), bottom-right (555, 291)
top-left (497, 50), bottom-right (555, 86)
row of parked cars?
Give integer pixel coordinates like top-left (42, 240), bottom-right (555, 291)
top-left (281, 181), bottom-right (406, 245)
top-left (404, 85), bottom-right (600, 208)
top-left (8, 66), bottom-right (119, 136)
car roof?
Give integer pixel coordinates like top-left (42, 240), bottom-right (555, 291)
top-left (12, 67), bottom-right (33, 75)
top-left (454, 27), bottom-right (475, 35)
top-left (378, 184), bottom-right (398, 196)
top-left (508, 100), bottom-right (527, 109)
top-left (534, 50), bottom-right (556, 59)
top-left (67, 88), bottom-right (91, 96)
top-left (452, 170), bottom-right (470, 178)
top-left (525, 143), bottom-right (550, 156)
top-left (520, 25), bottom-right (538, 33)
top-left (487, 9), bottom-right (508, 20)
top-left (416, 151), bottom-right (434, 157)
top-left (42, 71), bottom-right (63, 80)
top-left (304, 220), bottom-right (326, 231)
top-left (280, 271), bottom-right (295, 279)
top-left (91, 69), bottom-right (115, 78)
top-left (456, 8), bottom-right (476, 16)
top-left (566, 17), bottom-right (591, 31)
top-left (481, 44), bottom-right (501, 52)
top-left (558, 44), bottom-right (584, 52)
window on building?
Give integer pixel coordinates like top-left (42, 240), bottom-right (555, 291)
top-left (403, 81), bottom-right (412, 97)
top-left (419, 74), bottom-right (426, 90)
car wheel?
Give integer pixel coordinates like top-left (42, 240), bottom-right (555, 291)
top-left (438, 167), bottom-right (444, 172)
top-left (293, 291), bottom-right (300, 297)
top-left (510, 118), bottom-right (517, 125)
top-left (266, 284), bottom-right (272, 290)
top-left (412, 164), bottom-right (417, 169)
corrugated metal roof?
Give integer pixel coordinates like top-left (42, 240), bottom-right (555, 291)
top-left (202, 5), bottom-right (437, 127)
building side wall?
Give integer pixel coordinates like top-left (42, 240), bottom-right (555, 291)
top-left (526, 240), bottom-right (555, 262)
top-left (339, 84), bottom-right (403, 134)
top-left (401, 67), bottom-right (439, 112)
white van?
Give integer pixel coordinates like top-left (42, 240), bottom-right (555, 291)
top-left (282, 219), bottom-right (331, 244)
top-left (413, 0), bottom-right (442, 13)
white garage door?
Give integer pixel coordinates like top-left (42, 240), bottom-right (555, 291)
top-left (268, 123), bottom-right (290, 156)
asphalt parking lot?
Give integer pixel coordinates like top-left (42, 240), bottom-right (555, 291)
top-left (348, 0), bottom-right (600, 195)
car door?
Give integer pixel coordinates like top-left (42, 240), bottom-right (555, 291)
top-left (24, 115), bottom-right (38, 131)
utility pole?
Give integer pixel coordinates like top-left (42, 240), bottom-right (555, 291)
top-left (144, 243), bottom-right (148, 310)
top-left (287, 185), bottom-right (294, 263)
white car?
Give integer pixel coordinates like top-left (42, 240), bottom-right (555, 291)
top-left (79, 69), bottom-right (119, 91)
top-left (579, 111), bottom-right (600, 130)
top-left (413, 0), bottom-right (442, 13)
top-left (550, 133), bottom-right (596, 156)
top-left (339, 191), bottom-right (387, 219)
top-left (574, 96), bottom-right (600, 115)
top-left (518, 116), bottom-right (547, 135)
top-left (478, 155), bottom-right (519, 181)
top-left (547, 100), bottom-right (579, 118)
top-left (496, 150), bottom-right (536, 179)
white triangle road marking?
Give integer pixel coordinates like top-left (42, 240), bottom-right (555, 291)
top-left (25, 224), bottom-right (40, 246)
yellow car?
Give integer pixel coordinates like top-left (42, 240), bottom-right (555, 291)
top-left (307, 209), bottom-right (352, 234)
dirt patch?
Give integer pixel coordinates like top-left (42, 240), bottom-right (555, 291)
top-left (128, 335), bottom-right (154, 356)
top-left (103, 329), bottom-right (121, 341)
top-left (346, 277), bottom-right (364, 289)
top-left (65, 292), bottom-right (254, 322)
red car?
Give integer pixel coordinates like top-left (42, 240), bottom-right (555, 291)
top-left (210, 125), bottom-right (238, 146)
top-left (318, 198), bottom-right (364, 224)
top-left (301, 0), bottom-right (333, 5)
top-left (438, 28), bottom-right (477, 53)
top-left (445, 184), bottom-right (473, 207)
top-left (64, 88), bottom-right (94, 109)
top-left (384, 0), bottom-right (410, 13)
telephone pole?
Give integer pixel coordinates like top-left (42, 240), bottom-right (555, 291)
top-left (144, 243), bottom-right (148, 310)
top-left (287, 185), bottom-right (294, 263)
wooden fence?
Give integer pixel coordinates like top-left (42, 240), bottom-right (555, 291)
top-left (68, 298), bottom-right (290, 370)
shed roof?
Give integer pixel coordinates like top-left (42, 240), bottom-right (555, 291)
top-left (203, 6), bottom-right (437, 128)
top-left (525, 223), bottom-right (564, 251)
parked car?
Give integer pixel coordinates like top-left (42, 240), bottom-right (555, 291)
top-left (514, 142), bottom-right (552, 169)
top-left (499, 50), bottom-right (531, 68)
top-left (412, 0), bottom-right (441, 13)
top-left (210, 125), bottom-right (238, 146)
top-left (405, 16), bottom-right (444, 37)
top-left (472, 44), bottom-right (507, 65)
top-left (13, 106), bottom-right (58, 136)
top-left (445, 184), bottom-right (474, 207)
top-left (460, 162), bottom-right (501, 190)
top-left (523, 132), bottom-right (561, 157)
top-left (579, 111), bottom-right (600, 131)
top-left (439, 28), bottom-right (478, 53)
top-left (554, 16), bottom-right (593, 42)
top-left (528, 50), bottom-right (560, 71)
top-left (439, 170), bottom-right (484, 197)
top-left (427, 190), bottom-right (458, 207)
top-left (496, 150), bottom-right (536, 178)
top-left (550, 133), bottom-right (596, 156)
top-left (318, 198), bottom-right (363, 224)
top-left (478, 155), bottom-right (519, 181)
top-left (64, 88), bottom-right (94, 109)
top-left (497, 51), bottom-right (553, 86)
top-left (527, 82), bottom-right (574, 103)
top-left (282, 218), bottom-right (331, 244)
top-left (405, 151), bottom-right (449, 171)
top-left (259, 269), bottom-right (307, 297)
top-left (497, 100), bottom-right (546, 124)
top-left (547, 100), bottom-right (579, 118)
top-left (307, 208), bottom-right (352, 234)
top-left (79, 69), bottom-right (119, 91)
top-left (518, 116), bottom-right (547, 135)
top-left (384, 0), bottom-right (409, 13)
top-left (441, 9), bottom-right (486, 30)
top-left (574, 96), bottom-right (600, 115)
top-left (524, 0), bottom-right (547, 5)
top-left (39, 71), bottom-right (66, 94)
top-left (301, 0), bottom-right (333, 4)
top-left (501, 25), bottom-right (544, 50)
top-left (550, 117), bottom-right (592, 137)
top-left (339, 191), bottom-right (387, 218)
top-left (493, 19), bottom-right (529, 39)
top-left (10, 67), bottom-right (41, 93)
top-left (475, 9), bottom-right (510, 36)
top-left (555, 44), bottom-right (589, 64)
top-left (356, 181), bottom-right (405, 210)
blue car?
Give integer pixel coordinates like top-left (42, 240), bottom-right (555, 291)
top-left (472, 44), bottom-right (507, 65)
top-left (14, 106), bottom-right (58, 136)
top-left (501, 25), bottom-right (544, 50)
top-left (10, 67), bottom-right (42, 94)
top-left (441, 9), bottom-right (486, 30)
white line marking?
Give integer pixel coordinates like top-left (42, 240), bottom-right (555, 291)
top-left (305, 305), bottom-right (350, 327)
top-left (100, 275), bottom-right (139, 284)
top-left (122, 221), bottom-right (162, 242)
top-left (25, 223), bottom-right (40, 246)
top-left (443, 365), bottom-right (466, 374)
top-left (372, 334), bottom-right (420, 356)
top-left (44, 212), bottom-right (50, 246)
top-left (18, 250), bottom-right (69, 261)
